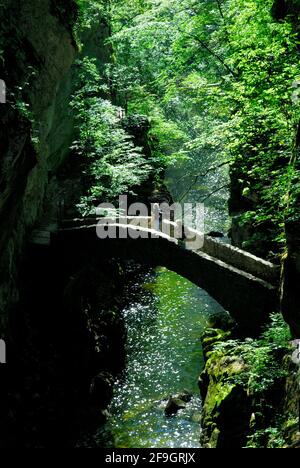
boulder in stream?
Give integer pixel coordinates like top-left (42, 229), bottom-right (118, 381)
top-left (164, 390), bottom-right (193, 417)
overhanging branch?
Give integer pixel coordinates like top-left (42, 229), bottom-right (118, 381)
top-left (178, 159), bottom-right (232, 202)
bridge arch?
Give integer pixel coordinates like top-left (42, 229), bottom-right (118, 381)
top-left (51, 223), bottom-right (279, 334)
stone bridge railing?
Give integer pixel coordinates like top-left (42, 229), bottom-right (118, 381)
top-left (58, 216), bottom-right (280, 287)
top-left (30, 215), bottom-right (281, 333)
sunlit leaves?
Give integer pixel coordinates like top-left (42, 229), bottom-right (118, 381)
top-left (71, 58), bottom-right (151, 214)
top-left (75, 0), bottom-right (300, 248)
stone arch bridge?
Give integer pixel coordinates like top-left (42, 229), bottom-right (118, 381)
top-left (30, 217), bottom-right (281, 333)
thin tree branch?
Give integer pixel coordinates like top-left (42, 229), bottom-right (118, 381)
top-left (177, 159), bottom-right (232, 202)
top-left (216, 0), bottom-right (225, 20)
top-left (201, 184), bottom-right (229, 202)
top-left (190, 34), bottom-right (237, 77)
top-left (179, 159), bottom-right (232, 183)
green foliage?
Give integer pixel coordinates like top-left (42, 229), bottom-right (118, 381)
top-left (73, 0), bottom-right (300, 246)
top-left (246, 425), bottom-right (286, 448)
top-left (70, 58), bottom-right (151, 214)
top-left (262, 312), bottom-right (292, 346)
top-left (213, 314), bottom-right (292, 394)
top-left (203, 314), bottom-right (295, 448)
top-left (224, 0), bottom-right (300, 249)
top-left (75, 0), bottom-right (107, 29)
top-left (246, 413), bottom-right (299, 448)
top-left (93, 0), bottom-right (300, 251)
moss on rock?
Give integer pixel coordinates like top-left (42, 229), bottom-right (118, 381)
top-left (200, 330), bottom-right (251, 448)
top-left (199, 315), bottom-right (298, 448)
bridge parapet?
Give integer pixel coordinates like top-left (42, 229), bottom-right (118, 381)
top-left (200, 236), bottom-right (280, 286)
top-left (60, 216), bottom-right (153, 230)
top-left (57, 216), bottom-right (280, 286)
top-left (51, 224), bottom-right (279, 333)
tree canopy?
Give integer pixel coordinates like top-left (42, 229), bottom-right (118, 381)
top-left (73, 0), bottom-right (300, 253)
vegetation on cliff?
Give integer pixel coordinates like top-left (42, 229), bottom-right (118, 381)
top-left (70, 1), bottom-right (300, 448)
top-left (2, 0), bottom-right (300, 449)
top-left (72, 0), bottom-right (300, 258)
top-left (200, 314), bottom-right (299, 448)
top-left (70, 57), bottom-right (152, 213)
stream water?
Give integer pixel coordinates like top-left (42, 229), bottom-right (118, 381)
top-left (105, 267), bottom-right (228, 448)
top-left (102, 160), bottom-right (231, 448)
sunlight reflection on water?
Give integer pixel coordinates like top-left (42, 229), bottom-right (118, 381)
top-left (106, 268), bottom-right (227, 448)
top-left (104, 155), bottom-right (230, 448)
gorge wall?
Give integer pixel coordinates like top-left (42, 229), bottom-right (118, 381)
top-left (199, 1), bottom-right (300, 447)
top-left (0, 0), bottom-right (115, 335)
top-left (0, 0), bottom-right (128, 448)
top-left (0, 0), bottom-right (77, 335)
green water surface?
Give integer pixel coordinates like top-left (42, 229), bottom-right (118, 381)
top-left (105, 150), bottom-right (230, 448)
top-left (106, 267), bottom-right (227, 448)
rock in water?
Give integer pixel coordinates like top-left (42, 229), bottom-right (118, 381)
top-left (177, 390), bottom-right (193, 403)
top-left (164, 391), bottom-right (193, 416)
top-left (165, 398), bottom-right (186, 417)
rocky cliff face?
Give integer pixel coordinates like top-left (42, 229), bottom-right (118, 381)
top-left (0, 0), bottom-right (112, 334)
top-left (0, 0), bottom-right (128, 448)
top-left (0, 0), bottom-right (77, 335)
top-left (199, 323), bottom-right (300, 448)
top-left (277, 0), bottom-right (300, 336)
top-left (282, 220), bottom-right (300, 336)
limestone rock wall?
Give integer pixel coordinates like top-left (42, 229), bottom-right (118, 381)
top-left (0, 0), bottom-right (112, 336)
top-left (275, 0), bottom-right (300, 337)
top-left (0, 1), bottom-right (126, 447)
top-left (0, 0), bottom-right (77, 334)
top-left (282, 221), bottom-right (300, 336)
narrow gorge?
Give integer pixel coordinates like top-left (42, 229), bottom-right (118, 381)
top-left (0, 0), bottom-right (299, 450)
